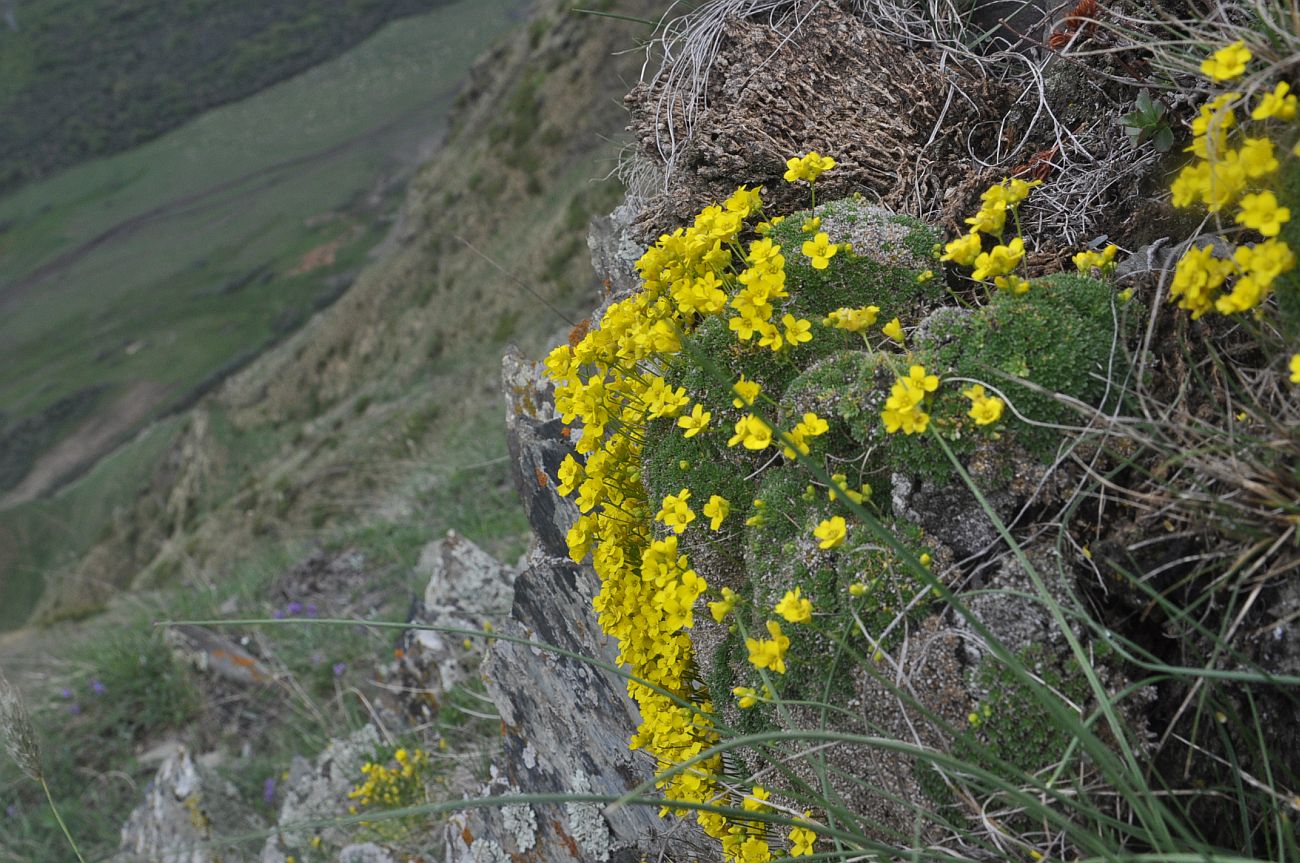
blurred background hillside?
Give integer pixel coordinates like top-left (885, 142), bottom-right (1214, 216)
top-left (0, 1), bottom-right (654, 856)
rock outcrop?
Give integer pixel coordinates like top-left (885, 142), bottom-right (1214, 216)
top-left (443, 350), bottom-right (670, 863)
top-left (261, 725), bottom-right (381, 862)
top-left (392, 531), bottom-right (519, 719)
top-left (117, 748), bottom-right (262, 863)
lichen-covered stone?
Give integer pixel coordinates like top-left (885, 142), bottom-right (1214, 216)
top-left (394, 531), bottom-right (518, 712)
top-left (116, 747), bottom-right (261, 863)
top-left (261, 725), bottom-right (381, 862)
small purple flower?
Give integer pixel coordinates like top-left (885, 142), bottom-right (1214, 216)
top-left (272, 609), bottom-right (285, 620)
top-left (305, 603), bottom-right (318, 618)
top-left (286, 601), bottom-right (303, 616)
top-left (332, 662), bottom-right (347, 677)
top-left (67, 703), bottom-right (81, 715)
top-left (6, 802), bottom-right (19, 818)
top-left (263, 777), bottom-right (277, 804)
top-left (59, 687), bottom-right (73, 699)
top-left (89, 678), bottom-right (106, 695)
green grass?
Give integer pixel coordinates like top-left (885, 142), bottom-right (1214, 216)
top-left (0, 623), bottom-right (202, 862)
top-left (0, 0), bottom-right (455, 192)
top-left (0, 416), bottom-right (183, 630)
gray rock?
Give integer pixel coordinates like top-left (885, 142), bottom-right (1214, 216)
top-left (338, 843), bottom-right (399, 863)
top-left (1114, 237), bottom-right (1176, 283)
top-left (442, 349), bottom-right (674, 863)
top-left (116, 747), bottom-right (260, 863)
top-left (261, 725), bottom-right (381, 862)
top-left (502, 347), bottom-right (579, 558)
top-left (891, 469), bottom-right (1020, 560)
top-left (587, 196), bottom-right (646, 299)
top-left (398, 531), bottom-right (518, 701)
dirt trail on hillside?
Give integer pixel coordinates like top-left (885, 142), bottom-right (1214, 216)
top-left (1, 379), bottom-right (171, 508)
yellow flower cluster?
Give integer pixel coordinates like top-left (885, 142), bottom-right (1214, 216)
top-left (881, 364), bottom-right (939, 435)
top-left (1072, 244), bottom-right (1118, 274)
top-left (546, 181), bottom-right (855, 857)
top-left (1167, 46), bottom-right (1300, 317)
top-left (783, 151), bottom-right (836, 184)
top-left (962, 384), bottom-right (1005, 426)
top-left (348, 747), bottom-right (428, 809)
top-left (941, 178), bottom-right (1040, 291)
top-left (824, 304), bottom-right (880, 333)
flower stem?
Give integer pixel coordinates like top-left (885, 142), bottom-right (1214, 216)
top-left (40, 775), bottom-right (86, 863)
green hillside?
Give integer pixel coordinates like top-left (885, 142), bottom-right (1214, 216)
top-left (0, 0), bottom-right (454, 192)
top-left (0, 0), bottom-right (528, 626)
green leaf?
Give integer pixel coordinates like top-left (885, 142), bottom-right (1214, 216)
top-left (1153, 125), bottom-right (1174, 152)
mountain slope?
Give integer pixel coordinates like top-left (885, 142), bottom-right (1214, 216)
top-left (27, 0), bottom-right (660, 623)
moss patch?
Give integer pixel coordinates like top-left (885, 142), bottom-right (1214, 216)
top-left (884, 272), bottom-right (1126, 485)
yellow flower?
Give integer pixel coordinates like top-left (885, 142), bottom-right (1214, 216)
top-left (728, 414), bottom-right (773, 450)
top-left (743, 785), bottom-right (771, 811)
top-left (965, 200), bottom-right (1007, 235)
top-left (882, 317), bottom-right (905, 344)
top-left (824, 305), bottom-right (880, 332)
top-left (789, 814), bottom-right (818, 857)
top-left (1290, 353), bottom-right (1300, 383)
top-left (782, 313), bottom-right (814, 346)
top-left (556, 453), bottom-right (583, 496)
top-left (732, 686), bottom-right (759, 709)
top-left (703, 495), bottom-right (730, 531)
top-left (725, 184), bottom-right (763, 217)
top-left (801, 216), bottom-right (821, 232)
top-left (801, 232), bottom-right (838, 270)
top-left (971, 237), bottom-right (1025, 281)
top-left (709, 586), bottom-right (738, 622)
top-left (813, 516), bottom-right (847, 549)
top-left (732, 376), bottom-right (761, 408)
top-left (907, 364), bottom-right (940, 393)
top-left (1239, 137), bottom-right (1279, 178)
top-left (940, 231), bottom-right (983, 266)
top-left (1252, 81), bottom-right (1298, 120)
top-left (775, 587), bottom-right (813, 623)
top-left (739, 836), bottom-right (773, 863)
top-left (655, 489), bottom-right (696, 534)
top-left (1201, 41), bottom-right (1252, 81)
top-left (757, 320), bottom-right (785, 352)
top-left (1235, 190), bottom-right (1290, 237)
top-left (916, 269), bottom-right (934, 283)
top-left (745, 620), bottom-right (790, 674)
top-left (677, 403), bottom-right (712, 437)
top-left (962, 384), bottom-right (1005, 425)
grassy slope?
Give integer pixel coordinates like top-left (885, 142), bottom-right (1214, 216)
top-left (8, 0), bottom-right (655, 628)
top-left (0, 0), bottom-right (450, 191)
top-left (1, 3), bottom-right (657, 857)
top-left (0, 0), bottom-right (524, 495)
top-left (0, 0), bottom-right (531, 625)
